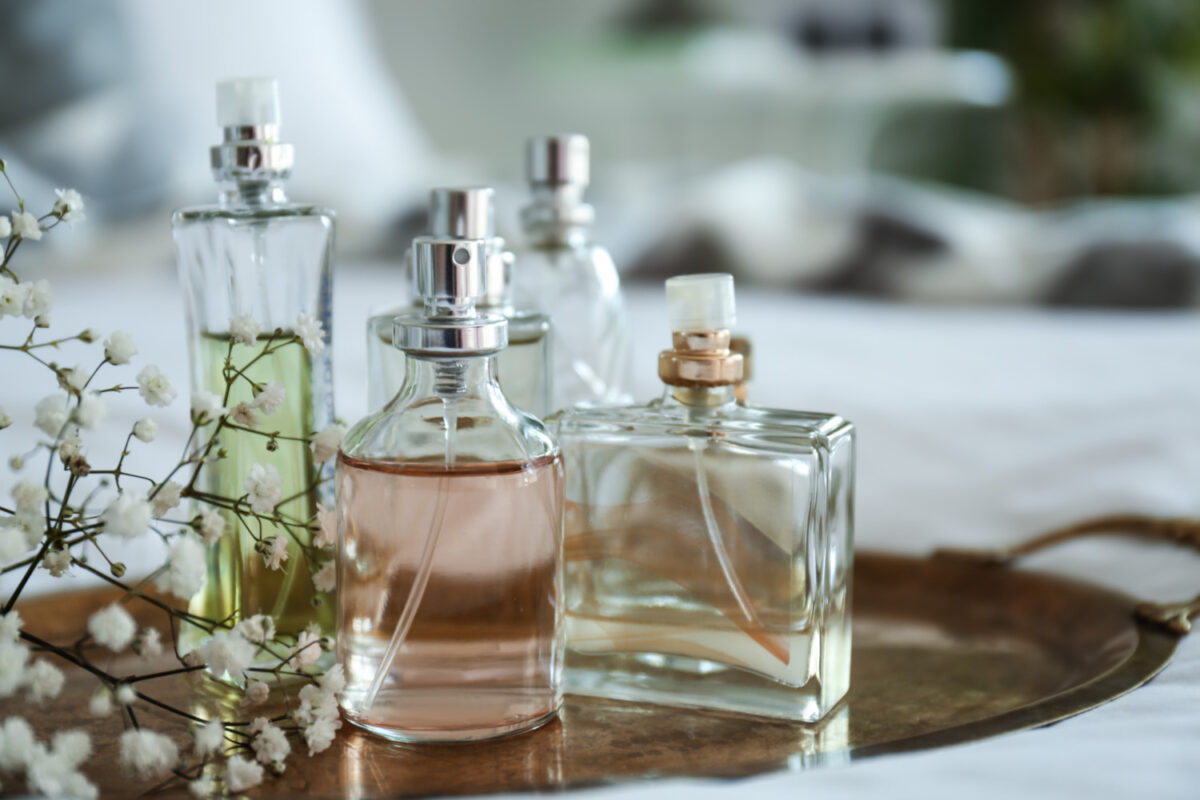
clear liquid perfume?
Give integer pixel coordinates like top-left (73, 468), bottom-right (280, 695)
top-left (173, 78), bottom-right (336, 642)
top-left (366, 187), bottom-right (551, 417)
top-left (512, 135), bottom-right (632, 411)
top-left (558, 274), bottom-right (854, 722)
top-left (338, 236), bottom-right (564, 742)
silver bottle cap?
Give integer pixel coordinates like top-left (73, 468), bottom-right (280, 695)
top-left (526, 134), bottom-right (590, 187)
top-left (427, 187), bottom-right (511, 308)
top-left (394, 236), bottom-right (507, 356)
top-left (210, 78), bottom-right (294, 182)
top-left (430, 187), bottom-right (494, 239)
top-left (522, 135), bottom-right (595, 231)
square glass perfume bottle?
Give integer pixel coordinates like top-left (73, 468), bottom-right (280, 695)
top-left (173, 78), bottom-right (335, 645)
top-left (558, 274), bottom-right (854, 722)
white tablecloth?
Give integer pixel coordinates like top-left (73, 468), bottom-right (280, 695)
top-left (3, 264), bottom-right (1198, 798)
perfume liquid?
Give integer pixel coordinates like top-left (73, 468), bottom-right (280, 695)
top-left (337, 453), bottom-right (563, 740)
top-left (187, 332), bottom-right (330, 637)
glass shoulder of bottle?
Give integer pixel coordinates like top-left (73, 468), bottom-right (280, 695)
top-left (343, 385), bottom-right (559, 465)
top-left (559, 400), bottom-right (854, 454)
top-left (172, 202), bottom-right (335, 225)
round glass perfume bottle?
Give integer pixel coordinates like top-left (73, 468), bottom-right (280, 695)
top-left (512, 135), bottom-right (632, 411)
top-left (338, 237), bottom-right (564, 742)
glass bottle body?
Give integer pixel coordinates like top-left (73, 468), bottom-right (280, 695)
top-left (366, 304), bottom-right (551, 417)
top-left (557, 388), bottom-right (854, 722)
top-left (338, 355), bottom-right (565, 742)
top-left (511, 228), bottom-right (632, 411)
top-left (173, 181), bottom-right (336, 645)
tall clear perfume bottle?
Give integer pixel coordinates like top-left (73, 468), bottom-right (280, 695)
top-left (366, 188), bottom-right (552, 416)
top-left (173, 78), bottom-right (336, 642)
top-left (512, 135), bottom-right (632, 411)
top-left (339, 236), bottom-right (564, 742)
top-left (558, 274), bottom-right (854, 722)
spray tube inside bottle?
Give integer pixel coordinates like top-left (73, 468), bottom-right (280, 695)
top-left (658, 275), bottom-right (790, 664)
top-left (361, 237), bottom-right (508, 711)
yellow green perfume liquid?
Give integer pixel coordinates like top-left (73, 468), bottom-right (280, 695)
top-left (188, 332), bottom-right (334, 642)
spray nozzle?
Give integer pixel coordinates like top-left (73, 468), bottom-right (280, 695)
top-left (394, 236), bottom-right (507, 356)
top-left (666, 273), bottom-right (736, 333)
top-left (216, 77), bottom-right (281, 130)
top-left (413, 236), bottom-right (487, 315)
top-left (422, 188), bottom-right (511, 309)
top-left (210, 77), bottom-right (293, 182)
top-left (430, 187), bottom-right (495, 239)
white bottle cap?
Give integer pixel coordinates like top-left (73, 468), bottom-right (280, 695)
top-left (665, 273), bottom-right (736, 332)
top-left (216, 77), bottom-right (281, 127)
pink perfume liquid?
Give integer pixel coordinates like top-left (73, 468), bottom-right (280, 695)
top-left (336, 452), bottom-right (564, 742)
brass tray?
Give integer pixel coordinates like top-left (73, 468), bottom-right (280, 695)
top-left (17, 550), bottom-right (1181, 798)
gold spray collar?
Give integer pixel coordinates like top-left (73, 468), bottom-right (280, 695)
top-left (658, 330), bottom-right (744, 387)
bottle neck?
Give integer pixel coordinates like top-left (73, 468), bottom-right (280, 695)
top-left (521, 185), bottom-right (593, 248)
top-left (399, 352), bottom-right (501, 402)
top-left (219, 179), bottom-right (289, 208)
top-left (660, 385), bottom-right (738, 410)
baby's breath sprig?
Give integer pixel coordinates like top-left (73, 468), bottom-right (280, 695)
top-left (0, 163), bottom-right (345, 799)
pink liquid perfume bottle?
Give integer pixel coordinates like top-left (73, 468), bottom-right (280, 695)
top-left (337, 235), bottom-right (564, 742)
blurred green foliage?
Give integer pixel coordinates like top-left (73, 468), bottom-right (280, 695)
top-left (948, 0), bottom-right (1200, 124)
top-left (878, 1), bottom-right (1200, 202)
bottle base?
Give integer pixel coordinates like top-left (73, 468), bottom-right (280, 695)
top-left (341, 701), bottom-right (561, 743)
top-left (566, 651), bottom-right (840, 723)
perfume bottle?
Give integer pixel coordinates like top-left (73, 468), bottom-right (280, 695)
top-left (173, 78), bottom-right (336, 642)
top-left (558, 274), bottom-right (854, 722)
top-left (366, 187), bottom-right (551, 416)
top-left (338, 236), bottom-right (564, 742)
top-left (512, 135), bottom-right (632, 411)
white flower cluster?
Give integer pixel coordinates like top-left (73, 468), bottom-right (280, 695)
top-left (0, 483), bottom-right (46, 562)
top-left (196, 629), bottom-right (256, 682)
top-left (0, 276), bottom-right (52, 325)
top-left (155, 534), bottom-right (206, 600)
top-left (0, 611), bottom-right (63, 705)
top-left (3, 210), bottom-right (42, 241)
top-left (244, 462), bottom-right (283, 515)
top-left (294, 663), bottom-right (344, 756)
top-left (231, 379), bottom-right (287, 428)
top-left (100, 490), bottom-right (152, 539)
top-left (118, 728), bottom-right (178, 781)
top-left (52, 188), bottom-right (85, 223)
top-left (0, 716), bottom-right (96, 799)
top-left (311, 424), bottom-right (345, 463)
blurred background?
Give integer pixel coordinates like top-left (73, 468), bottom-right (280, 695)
top-left (7, 0), bottom-right (1200, 307)
top-left (6, 0), bottom-right (1200, 569)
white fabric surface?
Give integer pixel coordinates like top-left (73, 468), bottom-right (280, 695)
top-left (3, 265), bottom-right (1199, 798)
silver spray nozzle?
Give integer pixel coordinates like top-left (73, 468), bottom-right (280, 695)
top-left (395, 236), bottom-right (507, 356)
top-left (430, 187), bottom-right (495, 239)
top-left (424, 187), bottom-right (511, 309)
top-left (413, 236), bottom-right (486, 313)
